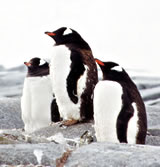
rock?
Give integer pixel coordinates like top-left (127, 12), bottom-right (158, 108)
top-left (33, 122), bottom-right (94, 139)
top-left (33, 122), bottom-right (95, 146)
top-left (0, 65), bottom-right (5, 71)
top-left (0, 70), bottom-right (25, 98)
top-left (0, 143), bottom-right (68, 166)
top-left (146, 135), bottom-right (160, 146)
top-left (0, 129), bottom-right (49, 144)
top-left (145, 98), bottom-right (160, 106)
top-left (66, 142), bottom-right (160, 167)
top-left (131, 75), bottom-right (160, 91)
top-left (0, 70), bottom-right (160, 166)
top-left (7, 65), bottom-right (27, 72)
top-left (146, 105), bottom-right (160, 129)
top-left (0, 98), bottom-right (24, 129)
top-left (140, 86), bottom-right (160, 101)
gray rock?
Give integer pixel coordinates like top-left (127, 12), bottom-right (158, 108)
top-left (66, 142), bottom-right (160, 167)
top-left (33, 122), bottom-right (94, 139)
top-left (146, 105), bottom-right (160, 129)
top-left (0, 143), bottom-right (67, 166)
top-left (0, 98), bottom-right (24, 129)
top-left (140, 86), bottom-right (160, 101)
top-left (7, 65), bottom-right (27, 72)
top-left (0, 70), bottom-right (25, 98)
top-left (0, 65), bottom-right (5, 71)
top-left (146, 135), bottom-right (160, 146)
top-left (145, 98), bottom-right (160, 106)
top-left (131, 75), bottom-right (160, 90)
top-left (0, 70), bottom-right (160, 166)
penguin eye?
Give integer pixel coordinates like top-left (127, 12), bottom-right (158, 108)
top-left (39, 59), bottom-right (46, 66)
top-left (111, 66), bottom-right (123, 72)
top-left (63, 28), bottom-right (72, 36)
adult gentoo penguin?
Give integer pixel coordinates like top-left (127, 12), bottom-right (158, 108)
top-left (94, 58), bottom-right (147, 144)
top-left (45, 27), bottom-right (98, 126)
top-left (21, 57), bottom-right (60, 133)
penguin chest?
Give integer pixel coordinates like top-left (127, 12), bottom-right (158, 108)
top-left (94, 81), bottom-right (123, 143)
top-left (21, 76), bottom-right (53, 133)
top-left (50, 46), bottom-right (87, 120)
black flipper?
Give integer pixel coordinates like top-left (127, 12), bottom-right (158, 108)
top-left (67, 50), bottom-right (85, 104)
top-left (116, 90), bottom-right (134, 143)
top-left (51, 98), bottom-right (60, 122)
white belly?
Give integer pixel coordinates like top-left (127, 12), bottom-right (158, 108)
top-left (127, 102), bottom-right (139, 144)
top-left (94, 81), bottom-right (123, 143)
top-left (50, 46), bottom-right (87, 120)
top-left (21, 76), bottom-right (53, 133)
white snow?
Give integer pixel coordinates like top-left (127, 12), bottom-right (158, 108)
top-left (47, 132), bottom-right (66, 145)
top-left (33, 149), bottom-right (43, 165)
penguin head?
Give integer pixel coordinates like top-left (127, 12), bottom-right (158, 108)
top-left (24, 57), bottom-right (49, 77)
top-left (95, 58), bottom-right (128, 82)
top-left (45, 27), bottom-right (90, 49)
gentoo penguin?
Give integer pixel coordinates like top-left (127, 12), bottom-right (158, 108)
top-left (94, 59), bottom-right (147, 144)
top-left (21, 57), bottom-right (60, 133)
top-left (45, 27), bottom-right (98, 126)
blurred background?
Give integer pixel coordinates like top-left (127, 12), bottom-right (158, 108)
top-left (0, 0), bottom-right (160, 75)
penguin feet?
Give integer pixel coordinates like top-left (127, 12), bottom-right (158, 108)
top-left (60, 119), bottom-right (78, 127)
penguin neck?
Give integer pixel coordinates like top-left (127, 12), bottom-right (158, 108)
top-left (55, 41), bottom-right (90, 50)
top-left (27, 67), bottom-right (49, 77)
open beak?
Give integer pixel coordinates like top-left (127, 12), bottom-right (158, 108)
top-left (45, 32), bottom-right (56, 36)
top-left (95, 58), bottom-right (105, 66)
top-left (24, 62), bottom-right (31, 67)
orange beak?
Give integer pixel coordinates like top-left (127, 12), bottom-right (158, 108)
top-left (95, 59), bottom-right (105, 66)
top-left (24, 62), bottom-right (31, 67)
top-left (45, 32), bottom-right (56, 36)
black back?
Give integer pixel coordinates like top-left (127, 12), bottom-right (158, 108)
top-left (96, 59), bottom-right (147, 144)
top-left (25, 57), bottom-right (49, 77)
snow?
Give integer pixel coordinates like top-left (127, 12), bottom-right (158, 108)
top-left (33, 149), bottom-right (43, 165)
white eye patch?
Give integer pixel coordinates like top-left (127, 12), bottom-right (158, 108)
top-left (111, 66), bottom-right (123, 72)
top-left (63, 28), bottom-right (72, 35)
top-left (40, 59), bottom-right (46, 65)
top-left (43, 58), bottom-right (51, 64)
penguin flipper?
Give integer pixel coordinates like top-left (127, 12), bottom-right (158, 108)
top-left (51, 98), bottom-right (60, 122)
top-left (67, 50), bottom-right (85, 104)
top-left (116, 104), bottom-right (134, 143)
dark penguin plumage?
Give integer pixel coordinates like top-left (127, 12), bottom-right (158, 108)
top-left (21, 57), bottom-right (60, 133)
top-left (94, 59), bottom-right (147, 144)
top-left (45, 27), bottom-right (98, 125)
top-left (24, 57), bottom-right (49, 77)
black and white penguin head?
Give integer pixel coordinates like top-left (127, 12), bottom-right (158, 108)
top-left (45, 27), bottom-right (90, 49)
top-left (24, 57), bottom-right (49, 77)
top-left (95, 58), bottom-right (130, 82)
